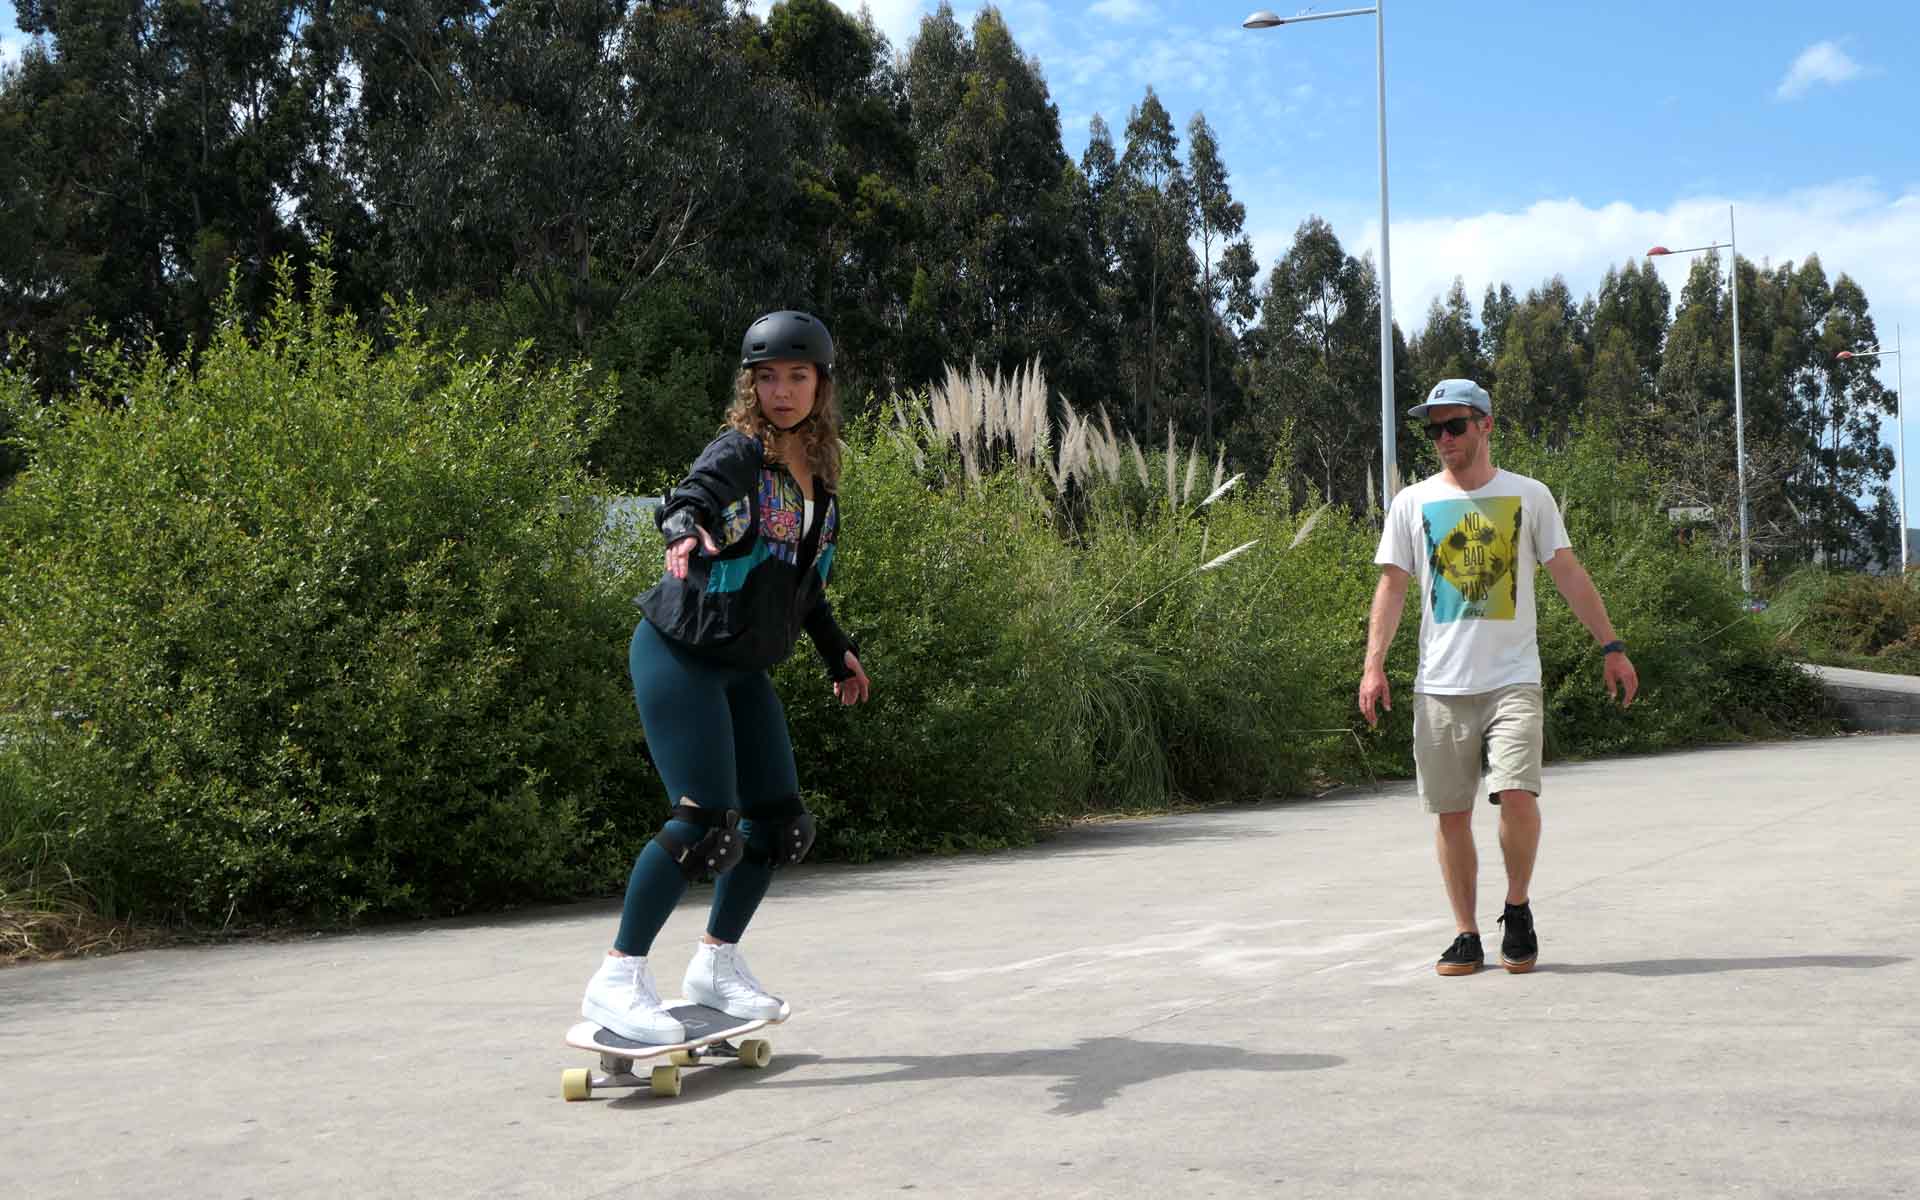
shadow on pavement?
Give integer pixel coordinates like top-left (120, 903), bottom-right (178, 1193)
top-left (600, 1038), bottom-right (1342, 1115)
top-left (1537, 954), bottom-right (1907, 976)
top-left (737, 1036), bottom-right (1346, 1116)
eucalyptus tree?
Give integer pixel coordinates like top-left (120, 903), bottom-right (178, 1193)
top-left (1479, 281), bottom-right (1518, 379)
top-left (0, 0), bottom-right (329, 370)
top-left (902, 4), bottom-right (1113, 412)
top-left (1408, 278), bottom-right (1484, 388)
top-left (1590, 259), bottom-right (1671, 384)
top-left (1116, 86), bottom-right (1189, 430)
top-left (1489, 276), bottom-right (1589, 446)
top-left (1251, 217), bottom-right (1379, 507)
top-left (1184, 112), bottom-right (1245, 455)
top-left (1809, 271), bottom-right (1897, 566)
top-left (756, 0), bottom-right (917, 398)
top-left (335, 0), bottom-right (778, 351)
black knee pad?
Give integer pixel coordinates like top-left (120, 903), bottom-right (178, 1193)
top-left (743, 794), bottom-right (816, 869)
top-left (651, 802), bottom-right (746, 881)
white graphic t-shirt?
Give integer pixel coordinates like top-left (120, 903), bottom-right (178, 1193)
top-left (1374, 469), bottom-right (1572, 695)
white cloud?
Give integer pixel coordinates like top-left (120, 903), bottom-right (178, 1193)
top-left (1087, 0), bottom-right (1152, 22)
top-left (0, 33), bottom-right (26, 71)
top-left (1775, 40), bottom-right (1865, 101)
top-left (1375, 183), bottom-right (1917, 344)
top-left (742, 0), bottom-right (932, 53)
top-left (860, 0), bottom-right (938, 48)
top-left (1239, 180), bottom-right (1920, 464)
top-left (1240, 179), bottom-right (1920, 406)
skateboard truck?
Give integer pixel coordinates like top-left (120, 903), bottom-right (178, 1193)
top-left (562, 1038), bottom-right (773, 1100)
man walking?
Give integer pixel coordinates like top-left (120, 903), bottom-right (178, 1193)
top-left (1358, 379), bottom-right (1638, 976)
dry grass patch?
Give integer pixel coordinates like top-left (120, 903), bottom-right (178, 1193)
top-left (1, 868), bottom-right (139, 965)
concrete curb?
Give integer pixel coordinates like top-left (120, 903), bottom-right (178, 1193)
top-left (1802, 662), bottom-right (1920, 731)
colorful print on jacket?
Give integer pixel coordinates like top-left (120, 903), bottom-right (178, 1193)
top-left (707, 467), bottom-right (838, 593)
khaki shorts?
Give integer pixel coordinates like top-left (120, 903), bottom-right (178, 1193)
top-left (1412, 685), bottom-right (1545, 814)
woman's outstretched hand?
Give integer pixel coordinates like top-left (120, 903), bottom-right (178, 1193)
top-left (665, 525), bottom-right (722, 579)
top-left (835, 652), bottom-right (871, 706)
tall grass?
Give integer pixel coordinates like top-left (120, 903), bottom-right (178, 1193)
top-left (847, 361), bottom-right (1364, 823)
top-left (0, 754), bottom-right (135, 963)
top-left (899, 357), bottom-right (1228, 509)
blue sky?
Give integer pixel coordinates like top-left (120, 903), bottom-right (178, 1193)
top-left (5, 0), bottom-right (1914, 502)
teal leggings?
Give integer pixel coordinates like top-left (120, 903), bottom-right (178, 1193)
top-left (612, 619), bottom-right (800, 955)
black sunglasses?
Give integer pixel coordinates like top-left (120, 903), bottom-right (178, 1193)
top-left (1422, 416), bottom-right (1479, 440)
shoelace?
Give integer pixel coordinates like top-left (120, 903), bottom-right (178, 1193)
top-left (629, 960), bottom-right (664, 1008)
top-left (716, 947), bottom-right (767, 996)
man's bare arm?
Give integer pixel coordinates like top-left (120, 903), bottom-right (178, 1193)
top-left (1359, 566), bottom-right (1412, 726)
top-left (1544, 548), bottom-right (1639, 707)
top-left (1542, 549), bottom-right (1617, 645)
top-left (1365, 566), bottom-right (1412, 671)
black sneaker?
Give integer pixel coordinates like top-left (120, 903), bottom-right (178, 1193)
top-left (1436, 931), bottom-right (1483, 976)
top-left (1498, 901), bottom-right (1538, 973)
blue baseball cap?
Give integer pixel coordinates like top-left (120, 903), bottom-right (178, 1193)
top-left (1407, 378), bottom-right (1491, 420)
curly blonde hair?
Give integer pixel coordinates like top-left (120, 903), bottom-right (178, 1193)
top-left (725, 366), bottom-right (843, 489)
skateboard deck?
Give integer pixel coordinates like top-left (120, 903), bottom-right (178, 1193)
top-left (561, 1001), bottom-right (790, 1100)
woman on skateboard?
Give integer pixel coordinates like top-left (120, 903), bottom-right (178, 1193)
top-left (580, 310), bottom-right (870, 1043)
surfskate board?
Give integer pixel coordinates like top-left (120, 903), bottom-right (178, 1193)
top-left (561, 1002), bottom-right (789, 1100)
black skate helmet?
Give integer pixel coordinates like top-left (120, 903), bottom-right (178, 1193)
top-left (740, 310), bottom-right (834, 375)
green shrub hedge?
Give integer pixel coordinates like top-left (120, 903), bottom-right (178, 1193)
top-left (0, 290), bottom-right (1834, 939)
top-left (1762, 566), bottom-right (1920, 676)
top-left (0, 264), bottom-right (658, 927)
top-left (1497, 429), bottom-right (1832, 758)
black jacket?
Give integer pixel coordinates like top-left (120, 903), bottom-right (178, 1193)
top-left (637, 431), bottom-right (857, 679)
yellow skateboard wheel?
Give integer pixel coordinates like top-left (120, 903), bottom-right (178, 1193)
top-left (561, 1068), bottom-right (592, 1101)
top-left (650, 1065), bottom-right (682, 1097)
top-left (739, 1039), bottom-right (773, 1069)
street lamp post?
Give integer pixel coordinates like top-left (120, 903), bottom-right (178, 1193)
top-left (1648, 204), bottom-right (1751, 596)
top-left (1838, 325), bottom-right (1908, 576)
top-left (1243, 5), bottom-right (1397, 512)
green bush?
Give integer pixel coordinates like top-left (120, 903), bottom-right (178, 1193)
top-left (771, 430), bottom-right (1101, 857)
top-left (0, 261), bottom-right (658, 926)
top-left (1055, 473), bottom-right (1383, 804)
top-left (766, 415), bottom-right (1383, 862)
top-left (1763, 566), bottom-right (1920, 676)
top-left (1498, 427), bottom-right (1832, 753)
top-left (0, 320), bottom-right (1837, 941)
top-left (764, 391), bottom-right (1835, 865)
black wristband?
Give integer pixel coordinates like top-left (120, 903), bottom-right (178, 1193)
top-left (658, 507), bottom-right (704, 546)
top-left (1600, 640), bottom-right (1626, 656)
top-left (821, 637), bottom-right (861, 682)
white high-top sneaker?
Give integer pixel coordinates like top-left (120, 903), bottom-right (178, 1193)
top-left (581, 953), bottom-right (686, 1043)
top-left (683, 941), bottom-right (788, 1021)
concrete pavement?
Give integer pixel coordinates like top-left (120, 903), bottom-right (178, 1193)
top-left (3, 735), bottom-right (1918, 1199)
